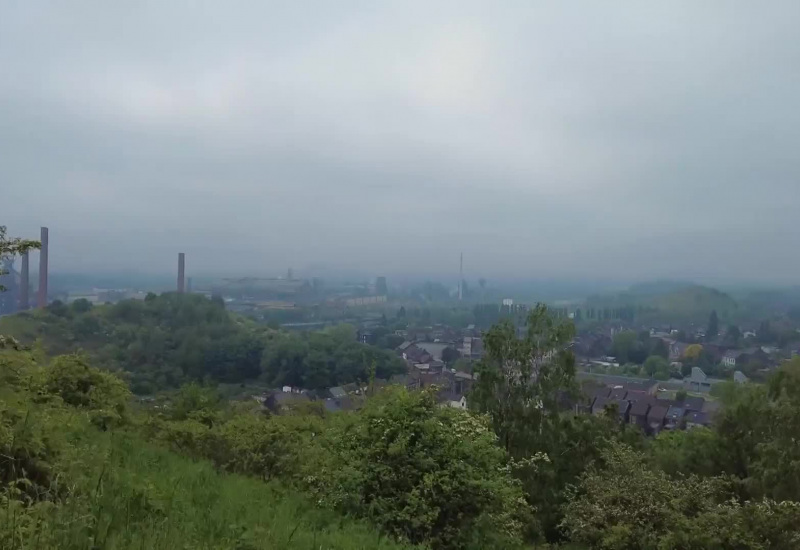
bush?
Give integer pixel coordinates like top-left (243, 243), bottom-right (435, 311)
top-left (311, 388), bottom-right (529, 550)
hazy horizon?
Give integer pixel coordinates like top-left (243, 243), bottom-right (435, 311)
top-left (3, 2), bottom-right (799, 284)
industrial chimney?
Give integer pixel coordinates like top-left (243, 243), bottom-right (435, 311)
top-left (177, 253), bottom-right (185, 293)
top-left (37, 227), bottom-right (48, 309)
top-left (19, 252), bottom-right (29, 310)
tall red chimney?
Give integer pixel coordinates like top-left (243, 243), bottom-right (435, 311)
top-left (37, 227), bottom-right (48, 308)
top-left (19, 252), bottom-right (29, 310)
top-left (177, 253), bottom-right (185, 293)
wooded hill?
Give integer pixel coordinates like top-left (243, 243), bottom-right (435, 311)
top-left (584, 283), bottom-right (739, 324)
top-left (0, 293), bottom-right (405, 394)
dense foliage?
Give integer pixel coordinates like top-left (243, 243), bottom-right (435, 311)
top-left (0, 294), bottom-right (404, 394)
top-left (563, 445), bottom-right (800, 549)
top-left (471, 305), bottom-right (646, 540)
top-left (0, 226), bottom-right (40, 292)
top-left (0, 348), bottom-right (415, 549)
top-left (147, 386), bottom-right (527, 549)
top-left (260, 324), bottom-right (406, 390)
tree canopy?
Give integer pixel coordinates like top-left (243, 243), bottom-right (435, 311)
top-left (0, 293), bottom-right (404, 394)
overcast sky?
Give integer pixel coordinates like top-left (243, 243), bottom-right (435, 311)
top-left (2, 1), bottom-right (799, 284)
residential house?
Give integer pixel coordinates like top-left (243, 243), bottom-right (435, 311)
top-left (665, 406), bottom-right (687, 430)
top-left (683, 396), bottom-right (705, 412)
top-left (685, 411), bottom-right (712, 429)
top-left (429, 360), bottom-right (446, 374)
top-left (403, 345), bottom-right (433, 365)
top-left (591, 397), bottom-right (628, 422)
top-left (329, 386), bottom-right (347, 399)
top-left (265, 391), bottom-right (311, 413)
top-left (609, 387), bottom-right (628, 401)
top-left (576, 373), bottom-right (660, 395)
top-left (669, 342), bottom-right (690, 362)
top-left (389, 373), bottom-right (420, 390)
top-left (722, 348), bottom-right (769, 369)
top-left (615, 400), bottom-right (631, 423)
top-left (591, 396), bottom-right (610, 416)
top-left (396, 341), bottom-right (414, 353)
top-left (624, 389), bottom-right (648, 402)
top-left (415, 342), bottom-right (449, 362)
top-left (721, 350), bottom-right (739, 368)
top-left (575, 386), bottom-right (609, 415)
top-left (342, 382), bottom-right (360, 394)
top-left (629, 397), bottom-right (655, 430)
top-left (733, 370), bottom-right (749, 384)
top-left (436, 389), bottom-right (468, 410)
top-left (647, 405), bottom-right (669, 435)
top-left (418, 371), bottom-right (455, 392)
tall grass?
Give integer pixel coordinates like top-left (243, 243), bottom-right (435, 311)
top-left (1, 429), bottom-right (418, 550)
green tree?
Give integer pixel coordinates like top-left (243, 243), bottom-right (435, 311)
top-left (471, 304), bottom-right (605, 540)
top-left (70, 298), bottom-right (93, 314)
top-left (726, 325), bottom-right (741, 346)
top-left (441, 346), bottom-right (461, 365)
top-left (316, 387), bottom-right (529, 549)
top-left (611, 330), bottom-right (647, 364)
top-left (471, 304), bottom-right (576, 456)
top-left (643, 355), bottom-right (669, 377)
top-left (44, 354), bottom-right (131, 429)
top-left (452, 358), bottom-right (472, 373)
top-left (562, 444), bottom-right (800, 549)
top-left (650, 428), bottom-right (724, 478)
top-left (707, 310), bottom-right (719, 341)
top-left (650, 337), bottom-right (670, 358)
top-left (0, 226), bottom-right (40, 292)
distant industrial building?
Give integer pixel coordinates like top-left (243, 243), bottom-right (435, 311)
top-left (376, 276), bottom-right (388, 295)
top-left (1, 227), bottom-right (46, 315)
top-left (177, 252), bottom-right (186, 293)
top-left (38, 227), bottom-right (48, 308)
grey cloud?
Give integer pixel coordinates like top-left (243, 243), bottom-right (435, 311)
top-left (2, 1), bottom-right (800, 284)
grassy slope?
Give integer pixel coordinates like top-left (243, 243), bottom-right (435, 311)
top-left (2, 427), bottom-right (417, 550)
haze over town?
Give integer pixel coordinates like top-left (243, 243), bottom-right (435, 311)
top-left (3, 1), bottom-right (800, 285)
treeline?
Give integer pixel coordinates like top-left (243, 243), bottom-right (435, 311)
top-left (0, 294), bottom-right (404, 393)
top-left (261, 324), bottom-right (406, 390)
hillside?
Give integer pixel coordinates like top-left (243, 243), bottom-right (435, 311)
top-left (0, 349), bottom-right (416, 550)
top-left (585, 283), bottom-right (738, 324)
top-left (4, 302), bottom-right (800, 549)
top-left (0, 348), bottom-right (526, 550)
